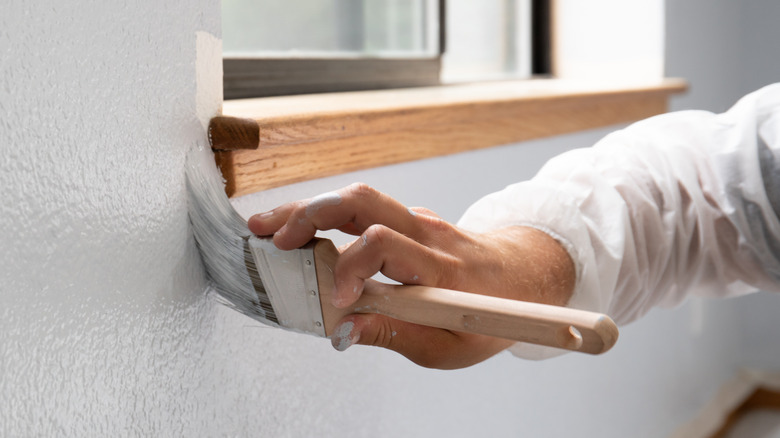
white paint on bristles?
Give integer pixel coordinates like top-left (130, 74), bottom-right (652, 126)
top-left (186, 143), bottom-right (281, 325)
top-left (187, 31), bottom-right (280, 326)
top-left (190, 31), bottom-right (335, 335)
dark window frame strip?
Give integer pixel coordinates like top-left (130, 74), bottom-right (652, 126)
top-left (223, 57), bottom-right (442, 99)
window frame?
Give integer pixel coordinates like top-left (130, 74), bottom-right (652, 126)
top-left (212, 0), bottom-right (683, 198)
top-left (222, 0), bottom-right (553, 99)
top-left (211, 78), bottom-right (688, 197)
top-left (222, 0), bottom-right (447, 99)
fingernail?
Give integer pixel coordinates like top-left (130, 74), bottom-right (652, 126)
top-left (331, 321), bottom-right (360, 352)
top-left (330, 285), bottom-right (351, 308)
top-left (258, 210), bottom-right (274, 219)
top-left (330, 286), bottom-right (345, 307)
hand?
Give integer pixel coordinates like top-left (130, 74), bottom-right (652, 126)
top-left (248, 183), bottom-right (575, 369)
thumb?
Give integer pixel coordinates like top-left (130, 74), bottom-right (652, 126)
top-left (329, 314), bottom-right (511, 369)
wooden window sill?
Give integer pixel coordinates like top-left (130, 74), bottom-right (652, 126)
top-left (210, 78), bottom-right (687, 197)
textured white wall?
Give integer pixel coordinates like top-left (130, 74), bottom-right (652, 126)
top-left (1, 1), bottom-right (222, 434)
top-left (2, 1), bottom-right (779, 437)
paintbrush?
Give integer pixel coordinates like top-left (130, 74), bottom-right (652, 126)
top-left (186, 145), bottom-right (619, 355)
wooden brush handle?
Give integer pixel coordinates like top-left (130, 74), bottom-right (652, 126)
top-left (313, 239), bottom-right (618, 355)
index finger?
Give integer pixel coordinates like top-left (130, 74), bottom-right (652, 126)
top-left (248, 183), bottom-right (424, 250)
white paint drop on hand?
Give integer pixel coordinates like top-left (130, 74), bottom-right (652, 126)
top-left (331, 321), bottom-right (359, 352)
top-left (305, 192), bottom-right (342, 217)
top-left (353, 305), bottom-right (375, 312)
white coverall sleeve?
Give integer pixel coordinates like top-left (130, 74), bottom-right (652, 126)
top-left (458, 84), bottom-right (780, 359)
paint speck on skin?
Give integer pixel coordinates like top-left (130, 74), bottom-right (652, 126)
top-left (354, 305), bottom-right (375, 312)
top-left (305, 192), bottom-right (342, 218)
top-left (411, 275), bottom-right (419, 282)
top-left (391, 331), bottom-right (397, 337)
top-left (331, 321), bottom-right (359, 351)
top-left (407, 207), bottom-right (417, 217)
top-left (361, 234), bottom-right (368, 247)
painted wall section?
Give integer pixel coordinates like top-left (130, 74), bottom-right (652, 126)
top-left (2, 1), bottom-right (780, 437)
top-left (0, 1), bottom-right (219, 434)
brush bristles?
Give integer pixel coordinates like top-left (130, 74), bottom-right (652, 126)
top-left (185, 144), bottom-right (278, 326)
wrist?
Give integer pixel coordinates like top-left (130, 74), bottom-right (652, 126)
top-left (472, 226), bottom-right (575, 306)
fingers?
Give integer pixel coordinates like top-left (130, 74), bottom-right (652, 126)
top-left (330, 225), bottom-right (462, 308)
top-left (330, 314), bottom-right (513, 369)
top-left (247, 183), bottom-right (425, 250)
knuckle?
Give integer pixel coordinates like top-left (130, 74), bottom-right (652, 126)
top-left (430, 252), bottom-right (464, 290)
top-left (364, 223), bottom-right (391, 247)
top-left (431, 217), bottom-right (455, 234)
top-left (410, 207), bottom-right (440, 219)
top-left (417, 212), bottom-right (456, 238)
top-left (361, 316), bottom-right (395, 348)
top-left (287, 200), bottom-right (309, 222)
top-left (346, 182), bottom-right (377, 201)
top-left (376, 323), bottom-right (396, 349)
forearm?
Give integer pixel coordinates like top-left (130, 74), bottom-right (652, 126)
top-left (472, 226), bottom-right (575, 307)
top-left (461, 84), bottom-right (780, 329)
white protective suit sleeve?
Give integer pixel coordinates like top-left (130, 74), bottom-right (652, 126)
top-left (458, 83), bottom-right (780, 359)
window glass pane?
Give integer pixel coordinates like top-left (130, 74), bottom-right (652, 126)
top-left (554, 0), bottom-right (664, 81)
top-left (442, 0), bottom-right (532, 83)
top-left (223, 0), bottom-right (439, 58)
